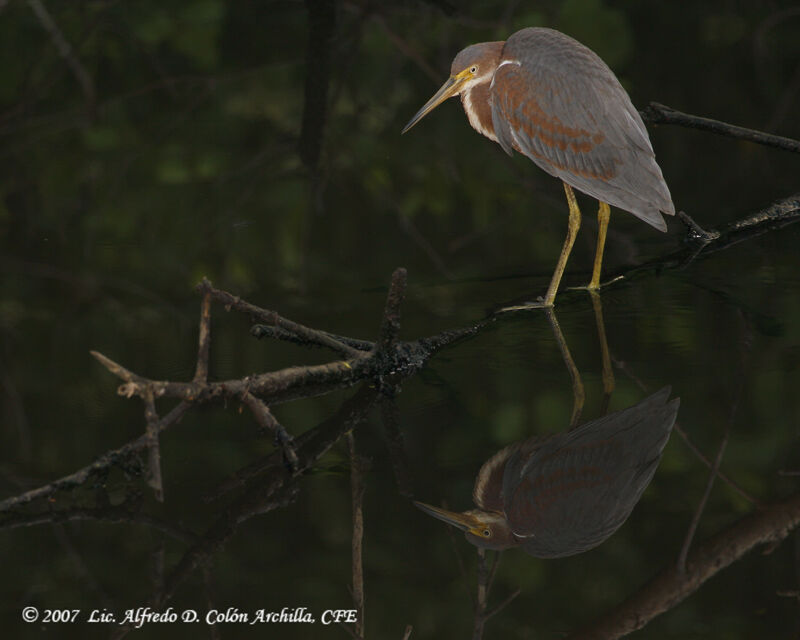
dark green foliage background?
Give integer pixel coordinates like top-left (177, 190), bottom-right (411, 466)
top-left (1, 1), bottom-right (799, 638)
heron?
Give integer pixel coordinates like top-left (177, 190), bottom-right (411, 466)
top-left (403, 27), bottom-right (675, 306)
top-left (414, 387), bottom-right (679, 557)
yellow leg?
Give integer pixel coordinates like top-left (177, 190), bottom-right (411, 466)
top-left (542, 183), bottom-right (582, 306)
top-left (545, 308), bottom-right (585, 429)
top-left (589, 202), bottom-right (611, 289)
top-left (590, 290), bottom-right (615, 415)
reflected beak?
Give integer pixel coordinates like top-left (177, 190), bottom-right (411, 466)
top-left (402, 75), bottom-right (466, 134)
top-left (413, 501), bottom-right (483, 532)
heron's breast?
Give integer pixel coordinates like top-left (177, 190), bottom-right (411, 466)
top-left (461, 82), bottom-right (497, 142)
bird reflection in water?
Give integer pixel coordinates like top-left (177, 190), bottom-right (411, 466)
top-left (415, 388), bottom-right (679, 558)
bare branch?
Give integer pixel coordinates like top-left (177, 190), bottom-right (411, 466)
top-left (251, 325), bottom-right (374, 352)
top-left (90, 351), bottom-right (141, 385)
top-left (641, 102), bottom-right (800, 153)
top-left (197, 279), bottom-right (363, 359)
top-left (568, 492), bottom-right (800, 640)
top-left (0, 401), bottom-right (190, 511)
top-left (241, 392), bottom-right (299, 472)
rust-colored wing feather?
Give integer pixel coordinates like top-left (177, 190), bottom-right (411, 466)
top-left (491, 28), bottom-right (674, 230)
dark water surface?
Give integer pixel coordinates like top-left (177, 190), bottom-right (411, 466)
top-left (2, 2), bottom-right (800, 639)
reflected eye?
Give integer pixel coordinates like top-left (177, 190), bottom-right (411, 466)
top-left (482, 528), bottom-right (491, 537)
top-left (470, 65), bottom-right (478, 74)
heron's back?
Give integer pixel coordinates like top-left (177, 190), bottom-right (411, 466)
top-left (490, 27), bottom-right (675, 230)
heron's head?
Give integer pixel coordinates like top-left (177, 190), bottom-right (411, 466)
top-left (414, 501), bottom-right (518, 551)
top-left (402, 42), bottom-right (503, 134)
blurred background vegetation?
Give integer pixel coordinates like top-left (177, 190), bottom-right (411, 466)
top-left (1, 1), bottom-right (800, 638)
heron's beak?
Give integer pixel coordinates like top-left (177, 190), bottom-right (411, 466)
top-left (413, 501), bottom-right (483, 532)
top-left (402, 74), bottom-right (467, 134)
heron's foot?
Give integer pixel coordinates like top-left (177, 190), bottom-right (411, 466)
top-left (496, 296), bottom-right (554, 313)
top-left (566, 275), bottom-right (624, 292)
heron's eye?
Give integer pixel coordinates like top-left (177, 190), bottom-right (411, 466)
top-left (482, 528), bottom-right (491, 537)
top-left (470, 65), bottom-right (478, 75)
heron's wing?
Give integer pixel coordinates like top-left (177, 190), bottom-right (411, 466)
top-left (490, 27), bottom-right (674, 228)
top-left (502, 387), bottom-right (679, 557)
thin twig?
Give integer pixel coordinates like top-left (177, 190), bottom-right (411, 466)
top-left (194, 289), bottom-right (212, 383)
top-left (374, 14), bottom-right (440, 82)
top-left (0, 506), bottom-right (198, 543)
top-left (26, 0), bottom-right (96, 109)
top-left (485, 588), bottom-right (521, 622)
top-left (486, 552), bottom-right (501, 592)
top-left (143, 389), bottom-right (164, 502)
top-left (251, 325), bottom-right (374, 352)
top-left (197, 279), bottom-right (363, 359)
top-left (151, 540), bottom-right (166, 607)
top-left (203, 565), bottom-right (221, 640)
top-left (641, 101), bottom-right (800, 153)
top-left (348, 432), bottom-right (366, 639)
top-left (90, 350), bottom-right (140, 385)
top-left (380, 394), bottom-right (413, 498)
top-left (472, 548), bottom-right (488, 640)
top-left (676, 431), bottom-right (729, 573)
top-left (612, 358), bottom-right (757, 505)
top-left (678, 312), bottom-right (753, 572)
top-left (442, 506), bottom-right (475, 606)
top-left (241, 392), bottom-right (299, 472)
top-left (375, 267), bottom-right (408, 356)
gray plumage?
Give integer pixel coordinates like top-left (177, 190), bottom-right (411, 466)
top-left (456, 27), bottom-right (675, 230)
top-left (476, 387), bottom-right (679, 557)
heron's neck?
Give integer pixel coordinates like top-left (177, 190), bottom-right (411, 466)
top-left (473, 442), bottom-right (516, 511)
top-left (461, 80), bottom-right (497, 142)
